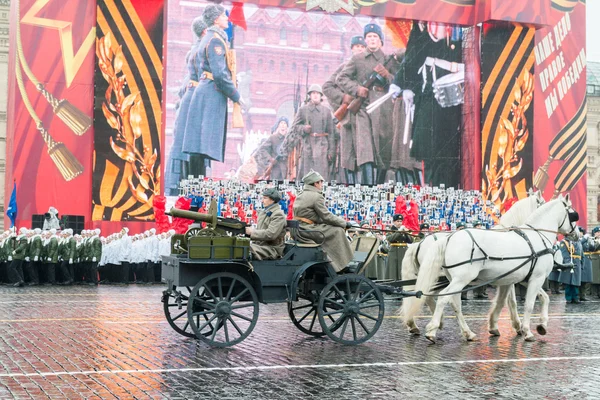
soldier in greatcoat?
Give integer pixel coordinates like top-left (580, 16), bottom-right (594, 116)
top-left (24, 229), bottom-right (42, 286)
top-left (254, 117), bottom-right (290, 180)
top-left (337, 23), bottom-right (401, 185)
top-left (579, 228), bottom-right (594, 301)
top-left (288, 84), bottom-right (336, 181)
top-left (165, 17), bottom-right (208, 194)
top-left (245, 188), bottom-right (287, 260)
top-left (559, 234), bottom-right (583, 303)
top-left (322, 36), bottom-right (366, 185)
top-left (293, 170), bottom-right (354, 272)
top-left (182, 4), bottom-right (245, 175)
top-left (7, 228), bottom-right (27, 287)
top-left (58, 229), bottom-right (76, 285)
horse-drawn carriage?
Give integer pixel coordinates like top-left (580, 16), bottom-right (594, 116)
top-left (161, 201), bottom-right (407, 347)
top-left (162, 194), bottom-right (578, 346)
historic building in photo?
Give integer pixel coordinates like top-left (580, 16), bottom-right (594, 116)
top-left (166, 1), bottom-right (381, 177)
top-left (587, 62), bottom-right (600, 229)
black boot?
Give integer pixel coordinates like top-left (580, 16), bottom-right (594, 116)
top-left (345, 169), bottom-right (356, 185)
top-left (376, 168), bottom-right (387, 184)
top-left (360, 163), bottom-right (375, 186)
top-left (394, 170), bottom-right (403, 184)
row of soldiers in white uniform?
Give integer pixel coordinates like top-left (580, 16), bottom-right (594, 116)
top-left (98, 228), bottom-right (174, 284)
top-left (0, 228), bottom-right (175, 286)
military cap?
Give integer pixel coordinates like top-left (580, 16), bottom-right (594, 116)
top-left (302, 170), bottom-right (325, 185)
top-left (203, 4), bottom-right (226, 26)
top-left (350, 35), bottom-right (366, 48)
top-left (271, 116), bottom-right (289, 133)
top-left (456, 221), bottom-right (466, 229)
top-left (593, 226), bottom-right (600, 235)
top-left (360, 221), bottom-right (370, 228)
top-left (420, 223), bottom-right (430, 230)
top-left (364, 23), bottom-right (384, 44)
top-left (308, 83), bottom-right (323, 96)
top-left (392, 214), bottom-right (404, 222)
top-left (262, 187), bottom-right (281, 202)
top-left (191, 17), bottom-right (208, 39)
top-left (473, 220), bottom-right (483, 227)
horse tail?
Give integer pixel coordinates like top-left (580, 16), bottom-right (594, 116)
top-left (397, 243), bottom-right (420, 319)
top-left (401, 243), bottom-right (420, 281)
top-left (402, 237), bottom-right (447, 325)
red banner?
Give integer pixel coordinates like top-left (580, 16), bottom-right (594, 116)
top-left (533, 3), bottom-right (587, 225)
top-left (6, 0), bottom-right (96, 229)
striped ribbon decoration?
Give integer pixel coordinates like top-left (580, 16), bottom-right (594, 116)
top-left (551, 0), bottom-right (585, 12)
top-left (551, 99), bottom-right (587, 195)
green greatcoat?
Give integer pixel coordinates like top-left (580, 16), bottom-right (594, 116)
top-left (293, 184), bottom-right (353, 272)
top-left (46, 237), bottom-right (59, 263)
top-left (29, 236), bottom-right (43, 261)
top-left (59, 238), bottom-right (77, 262)
top-left (250, 203), bottom-right (287, 260)
top-left (4, 237), bottom-right (15, 260)
top-left (13, 237), bottom-right (29, 261)
top-left (91, 237), bottom-right (102, 261)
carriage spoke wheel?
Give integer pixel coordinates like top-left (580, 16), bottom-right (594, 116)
top-left (162, 286), bottom-right (198, 338)
top-left (317, 274), bottom-right (384, 345)
top-left (187, 272), bottom-right (259, 347)
top-left (288, 292), bottom-right (326, 337)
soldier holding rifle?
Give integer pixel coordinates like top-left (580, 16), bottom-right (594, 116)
top-left (337, 23), bottom-right (401, 185)
top-left (287, 85), bottom-right (336, 181)
top-left (323, 36), bottom-right (366, 185)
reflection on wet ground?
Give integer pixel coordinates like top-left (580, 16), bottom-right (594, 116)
top-left (0, 285), bottom-right (599, 398)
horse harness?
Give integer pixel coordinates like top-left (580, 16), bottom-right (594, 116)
top-left (442, 226), bottom-right (554, 284)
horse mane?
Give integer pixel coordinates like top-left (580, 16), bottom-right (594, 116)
top-left (498, 196), bottom-right (537, 227)
top-left (525, 198), bottom-right (563, 224)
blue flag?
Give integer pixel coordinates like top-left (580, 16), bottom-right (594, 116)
top-left (6, 182), bottom-right (17, 228)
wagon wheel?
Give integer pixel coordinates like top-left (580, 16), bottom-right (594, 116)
top-left (288, 292), bottom-right (326, 337)
top-left (187, 272), bottom-right (259, 347)
top-left (162, 286), bottom-right (195, 338)
top-left (162, 286), bottom-right (214, 338)
top-left (317, 274), bottom-right (384, 345)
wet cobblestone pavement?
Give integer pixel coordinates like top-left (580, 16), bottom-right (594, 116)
top-left (1, 285), bottom-right (600, 399)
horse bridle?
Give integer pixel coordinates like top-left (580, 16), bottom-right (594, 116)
top-left (558, 200), bottom-right (579, 235)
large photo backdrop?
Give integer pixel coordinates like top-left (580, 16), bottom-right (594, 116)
top-left (164, 1), bottom-right (466, 193)
top-left (5, 0), bottom-right (588, 230)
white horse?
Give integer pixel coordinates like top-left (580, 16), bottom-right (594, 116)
top-left (400, 191), bottom-right (545, 338)
top-left (406, 195), bottom-right (577, 342)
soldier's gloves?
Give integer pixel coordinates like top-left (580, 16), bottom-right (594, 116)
top-left (302, 125), bottom-right (312, 134)
top-left (238, 97), bottom-right (248, 109)
top-left (34, 256), bottom-right (38, 262)
top-left (12, 251), bottom-right (15, 255)
top-left (47, 257), bottom-right (51, 262)
top-left (92, 257), bottom-right (97, 262)
top-left (403, 90), bottom-right (415, 116)
top-left (356, 86), bottom-right (369, 98)
top-left (388, 84), bottom-right (402, 100)
top-left (8, 256), bottom-right (12, 261)
top-left (342, 93), bottom-right (353, 104)
top-left (374, 64), bottom-right (392, 80)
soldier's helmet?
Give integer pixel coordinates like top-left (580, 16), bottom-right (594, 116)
top-left (456, 221), bottom-right (466, 229)
top-left (308, 84), bottom-right (323, 96)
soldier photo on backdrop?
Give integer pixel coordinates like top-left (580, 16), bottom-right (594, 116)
top-left (163, 1), bottom-right (466, 193)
